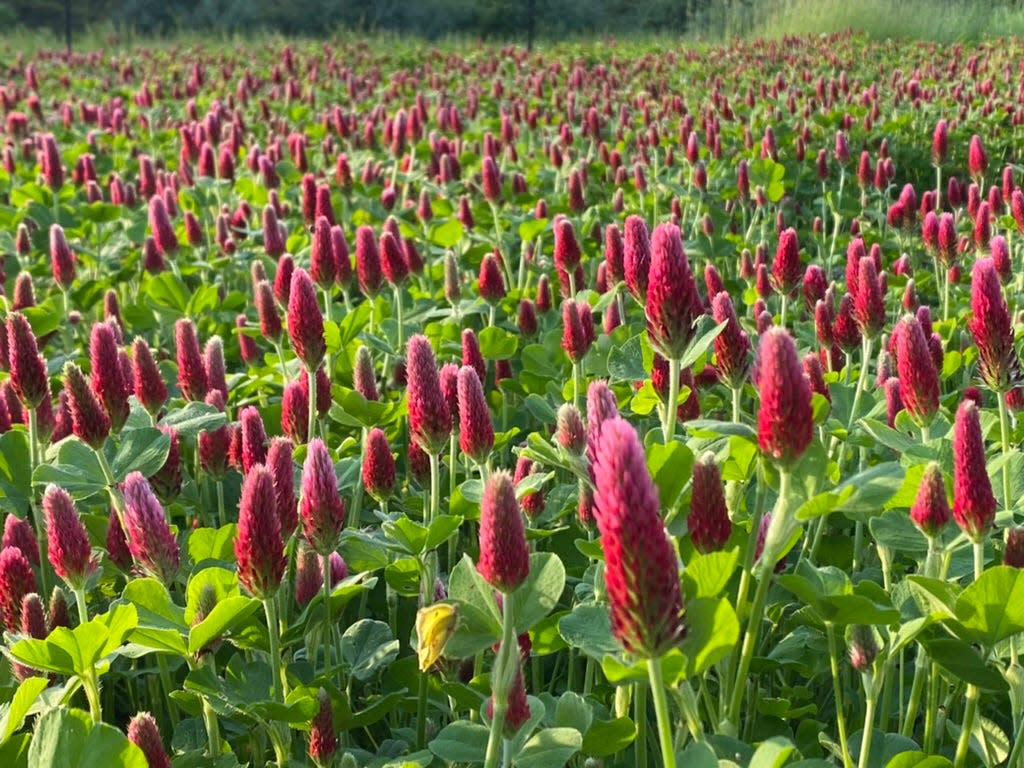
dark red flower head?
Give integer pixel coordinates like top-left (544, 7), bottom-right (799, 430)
top-left (90, 321), bottom-right (130, 433)
top-left (63, 362), bottom-right (110, 450)
top-left (175, 319), bottom-right (207, 402)
top-left (287, 267), bottom-right (326, 371)
top-left (771, 227), bottom-right (802, 297)
top-left (127, 713), bottom-right (171, 768)
top-left (623, 215), bottom-right (651, 299)
top-left (7, 313), bottom-right (48, 409)
top-left (952, 400), bottom-right (997, 542)
top-left (477, 470), bottom-right (529, 593)
top-left (592, 417), bottom-right (684, 658)
top-left (689, 452), bottom-right (732, 553)
top-left (457, 366), bottom-right (494, 464)
top-left (646, 222), bottom-right (702, 360)
top-left (49, 224), bottom-right (75, 288)
top-left (910, 462), bottom-right (951, 538)
top-left (42, 484), bottom-right (94, 588)
top-left (235, 465), bottom-right (286, 599)
top-left (122, 472), bottom-right (180, 584)
top-left (363, 427), bottom-right (396, 502)
top-left (969, 257), bottom-right (1019, 392)
top-left (0, 545), bottom-right (36, 632)
top-left (406, 335), bottom-right (451, 455)
top-left (299, 438), bottom-right (346, 555)
top-left (755, 327), bottom-right (813, 467)
top-left (131, 338), bottom-right (167, 417)
top-left (893, 315), bottom-right (940, 428)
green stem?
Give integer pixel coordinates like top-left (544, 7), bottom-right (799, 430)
top-left (924, 661), bottom-right (939, 753)
top-left (779, 293), bottom-right (788, 330)
top-left (953, 684), bottom-right (980, 768)
top-left (662, 357), bottom-right (681, 444)
top-left (322, 553), bottom-right (333, 673)
top-left (482, 593), bottom-right (517, 768)
top-left (306, 365), bottom-right (318, 447)
top-left (572, 361), bottom-right (581, 411)
top-left (648, 658), bottom-right (679, 768)
top-left (215, 481), bottom-right (225, 528)
top-left (1006, 716), bottom-right (1024, 768)
top-left (201, 658), bottom-right (222, 756)
top-left (635, 680), bottom-right (649, 768)
top-left (157, 654), bottom-right (179, 726)
top-left (901, 649), bottom-right (928, 740)
top-left (394, 284), bottom-right (405, 351)
top-left (263, 597), bottom-right (286, 702)
top-left (999, 392), bottom-right (1013, 511)
top-left (731, 386), bottom-right (742, 425)
top-left (856, 671), bottom-right (877, 768)
top-left (973, 540), bottom-right (985, 583)
top-left (826, 624), bottom-right (854, 768)
top-left (726, 468), bottom-right (790, 730)
top-left (416, 669), bottom-right (429, 751)
top-left (81, 669), bottom-right (103, 725)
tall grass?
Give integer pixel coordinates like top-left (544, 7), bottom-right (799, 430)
top-left (739, 0), bottom-right (1024, 42)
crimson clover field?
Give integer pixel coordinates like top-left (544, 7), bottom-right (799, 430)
top-left (1, 29), bottom-right (1024, 768)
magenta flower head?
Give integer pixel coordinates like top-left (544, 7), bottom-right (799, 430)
top-left (969, 257), bottom-right (1019, 392)
top-left (175, 318), bottom-right (207, 402)
top-left (771, 227), bottom-right (802, 297)
top-left (561, 299), bottom-right (590, 363)
top-left (482, 154), bottom-right (502, 203)
top-left (439, 362), bottom-right (460, 430)
top-left (49, 224), bottom-right (75, 288)
top-left (63, 362), bottom-right (110, 450)
top-left (755, 327), bottom-right (813, 468)
top-left (379, 230), bottom-right (408, 287)
top-left (41, 133), bottom-right (63, 190)
top-left (478, 252), bottom-right (506, 304)
top-left (3, 515), bottom-right (38, 566)
top-left (240, 405), bottom-right (268, 473)
top-left (462, 328), bottom-right (487, 383)
top-left (893, 315), bottom-right (941, 428)
top-left (299, 439), bottom-right (346, 555)
top-left (273, 254), bottom-right (295, 306)
top-left (310, 215), bottom-right (337, 289)
top-left (43, 484), bottom-right (96, 589)
top-left (262, 205), bottom-right (286, 259)
top-left (355, 225), bottom-right (383, 297)
top-left (854, 256), bottom-right (885, 339)
top-left (645, 222), bottom-right (701, 361)
top-left (7, 313), bottom-right (48, 408)
top-left (968, 134), bottom-right (988, 181)
top-left (363, 427), bottom-right (396, 502)
top-left (605, 223), bottom-right (625, 284)
top-left (198, 391), bottom-right (231, 479)
top-left (251, 284), bottom-right (282, 346)
top-left (689, 452), bottom-right (732, 554)
top-left (556, 403), bottom-right (587, 455)
top-left (458, 366), bottom-right (494, 464)
top-left (127, 713), bottom-right (171, 768)
top-left (1006, 528), bottom-right (1024, 568)
top-left (235, 465), bottom-right (286, 600)
top-left (910, 462), bottom-right (951, 538)
top-left (406, 335), bottom-right (451, 455)
top-left (553, 218), bottom-right (582, 275)
top-left (148, 426), bottom-right (182, 505)
top-left (148, 195), bottom-right (178, 256)
top-left (287, 268), bottom-right (326, 372)
top-left (624, 215), bottom-right (652, 299)
top-left (353, 346), bottom-right (379, 402)
top-left (308, 688), bottom-right (337, 767)
top-left (477, 470), bottom-right (529, 593)
top-left (281, 380), bottom-right (309, 444)
top-left (932, 119), bottom-right (949, 165)
top-left (13, 593), bottom-right (47, 680)
top-left (952, 400), bottom-right (997, 542)
top-left (586, 380), bottom-right (620, 466)
top-left (711, 292), bottom-right (751, 389)
top-left (131, 338), bottom-right (167, 417)
top-left (0, 546), bottom-right (36, 632)
top-left (266, 437), bottom-right (297, 537)
top-left (90, 322), bottom-right (130, 433)
top-left (592, 417), bottom-right (684, 658)
top-left (122, 473), bottom-right (180, 584)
